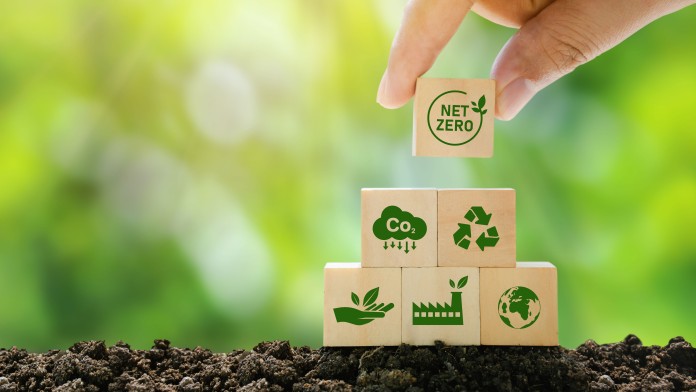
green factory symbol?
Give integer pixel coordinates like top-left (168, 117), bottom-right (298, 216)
top-left (412, 276), bottom-right (468, 326)
top-left (498, 286), bottom-right (541, 329)
top-left (373, 206), bottom-right (427, 253)
top-left (453, 206), bottom-right (499, 251)
top-left (333, 287), bottom-right (394, 326)
top-left (427, 91), bottom-right (488, 146)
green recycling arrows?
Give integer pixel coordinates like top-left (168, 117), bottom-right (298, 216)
top-left (453, 206), bottom-right (499, 251)
top-left (453, 223), bottom-right (471, 249)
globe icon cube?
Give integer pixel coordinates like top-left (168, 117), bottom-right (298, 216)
top-left (361, 189), bottom-right (438, 268)
top-left (438, 189), bottom-right (516, 268)
top-left (413, 78), bottom-right (495, 157)
top-left (480, 262), bottom-right (558, 346)
top-left (324, 263), bottom-right (402, 347)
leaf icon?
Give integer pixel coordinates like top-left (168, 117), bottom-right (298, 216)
top-left (363, 287), bottom-right (379, 307)
top-left (472, 107), bottom-right (480, 114)
top-left (449, 279), bottom-right (455, 288)
top-left (351, 292), bottom-right (359, 306)
top-left (471, 101), bottom-right (477, 108)
top-left (481, 109), bottom-right (488, 115)
top-left (478, 95), bottom-right (486, 109)
top-left (457, 276), bottom-right (468, 289)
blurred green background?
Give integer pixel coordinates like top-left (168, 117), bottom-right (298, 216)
top-left (0, 1), bottom-right (694, 352)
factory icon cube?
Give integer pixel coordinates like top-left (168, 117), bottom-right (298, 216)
top-left (325, 185), bottom-right (557, 347)
top-left (403, 267), bottom-right (480, 346)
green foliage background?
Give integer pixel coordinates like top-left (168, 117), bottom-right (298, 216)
top-left (0, 2), bottom-right (694, 351)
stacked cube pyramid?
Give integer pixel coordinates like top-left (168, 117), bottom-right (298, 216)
top-left (324, 188), bottom-right (558, 347)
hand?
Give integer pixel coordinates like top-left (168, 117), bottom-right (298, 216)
top-left (377, 0), bottom-right (695, 120)
top-left (333, 303), bottom-right (395, 325)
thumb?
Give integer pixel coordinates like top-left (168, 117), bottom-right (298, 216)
top-left (491, 0), bottom-right (694, 121)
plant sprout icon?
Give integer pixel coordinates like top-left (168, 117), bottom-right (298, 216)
top-left (470, 95), bottom-right (488, 115)
top-left (372, 206), bottom-right (427, 253)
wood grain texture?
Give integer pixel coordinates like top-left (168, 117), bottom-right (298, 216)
top-left (361, 189), bottom-right (437, 268)
top-left (413, 78), bottom-right (495, 157)
top-left (323, 263), bottom-right (402, 346)
top-left (402, 267), bottom-right (480, 346)
top-left (480, 262), bottom-right (558, 346)
top-left (438, 189), bottom-right (516, 267)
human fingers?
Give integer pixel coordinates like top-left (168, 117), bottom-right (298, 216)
top-left (492, 0), bottom-right (696, 120)
top-left (472, 0), bottom-right (556, 28)
top-left (377, 0), bottom-right (474, 109)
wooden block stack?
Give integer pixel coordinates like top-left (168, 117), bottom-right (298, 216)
top-left (324, 188), bottom-right (558, 347)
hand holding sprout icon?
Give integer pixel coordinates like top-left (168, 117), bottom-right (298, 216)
top-left (333, 287), bottom-right (395, 326)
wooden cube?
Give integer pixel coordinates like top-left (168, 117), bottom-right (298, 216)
top-left (438, 189), bottom-right (515, 268)
top-left (323, 263), bottom-right (402, 346)
top-left (480, 262), bottom-right (558, 346)
top-left (413, 78), bottom-right (495, 157)
top-left (362, 189), bottom-right (437, 268)
top-left (402, 267), bottom-right (480, 346)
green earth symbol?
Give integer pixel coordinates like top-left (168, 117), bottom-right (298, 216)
top-left (498, 286), bottom-right (541, 329)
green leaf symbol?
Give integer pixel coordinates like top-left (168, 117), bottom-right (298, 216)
top-left (363, 287), bottom-right (379, 307)
top-left (478, 95), bottom-right (486, 109)
top-left (449, 279), bottom-right (455, 288)
top-left (481, 109), bottom-right (488, 115)
top-left (351, 292), bottom-right (359, 306)
top-left (471, 100), bottom-right (477, 108)
top-left (457, 276), bottom-right (468, 289)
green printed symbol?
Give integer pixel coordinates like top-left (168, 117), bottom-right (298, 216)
top-left (427, 91), bottom-right (488, 146)
top-left (412, 276), bottom-right (468, 326)
top-left (373, 206), bottom-right (427, 253)
top-left (498, 286), bottom-right (541, 329)
top-left (334, 287), bottom-right (394, 326)
top-left (453, 206), bottom-right (499, 251)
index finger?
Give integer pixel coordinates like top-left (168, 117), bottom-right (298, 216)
top-left (377, 0), bottom-right (474, 108)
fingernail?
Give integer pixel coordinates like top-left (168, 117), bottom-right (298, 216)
top-left (497, 78), bottom-right (535, 121)
top-left (376, 70), bottom-right (389, 106)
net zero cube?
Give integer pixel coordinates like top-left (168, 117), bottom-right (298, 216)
top-left (480, 262), bottom-right (558, 346)
top-left (438, 188), bottom-right (516, 268)
top-left (324, 263), bottom-right (402, 346)
top-left (361, 188), bottom-right (437, 268)
top-left (413, 78), bottom-right (495, 157)
top-left (402, 267), bottom-right (480, 345)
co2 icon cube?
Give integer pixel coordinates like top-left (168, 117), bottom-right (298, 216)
top-left (361, 189), bottom-right (437, 268)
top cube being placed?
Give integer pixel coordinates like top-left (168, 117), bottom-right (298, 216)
top-left (413, 78), bottom-right (495, 158)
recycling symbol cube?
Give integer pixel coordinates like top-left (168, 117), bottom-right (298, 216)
top-left (438, 189), bottom-right (516, 268)
top-left (453, 206), bottom-right (500, 251)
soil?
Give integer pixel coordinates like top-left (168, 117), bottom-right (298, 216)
top-left (0, 335), bottom-right (693, 391)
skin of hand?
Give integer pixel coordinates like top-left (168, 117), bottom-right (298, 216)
top-left (377, 0), bottom-right (696, 120)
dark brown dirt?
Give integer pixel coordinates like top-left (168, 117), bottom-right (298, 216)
top-left (0, 335), bottom-right (693, 391)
